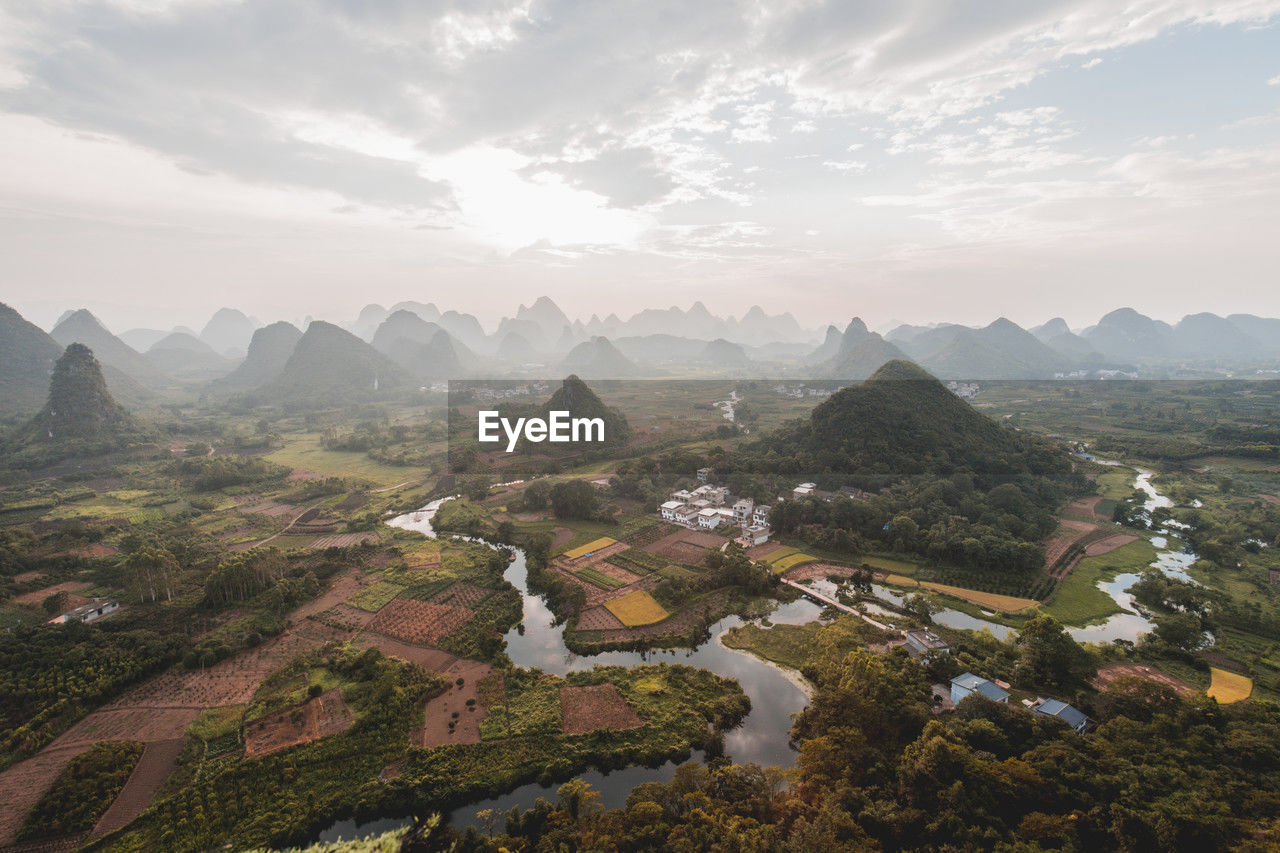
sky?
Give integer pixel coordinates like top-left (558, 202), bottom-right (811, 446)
top-left (1, 0), bottom-right (1279, 335)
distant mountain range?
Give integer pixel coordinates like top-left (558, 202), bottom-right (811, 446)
top-left (6, 298), bottom-right (1280, 419)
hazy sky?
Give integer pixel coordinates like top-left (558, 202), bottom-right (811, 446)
top-left (2, 0), bottom-right (1279, 334)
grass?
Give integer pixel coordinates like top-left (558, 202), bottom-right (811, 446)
top-left (604, 590), bottom-right (670, 627)
top-left (722, 616), bottom-right (892, 672)
top-left (881, 574), bottom-right (1039, 614)
top-left (265, 434), bottom-right (410, 488)
top-left (562, 536), bottom-right (618, 561)
top-left (346, 581), bottom-right (405, 612)
top-left (1207, 667), bottom-right (1254, 703)
top-left (858, 554), bottom-right (922, 575)
top-left (190, 705), bottom-right (246, 742)
top-left (1096, 465), bottom-right (1137, 501)
top-left (478, 671), bottom-right (563, 741)
top-left (1044, 537), bottom-right (1158, 626)
top-left (572, 567), bottom-right (626, 590)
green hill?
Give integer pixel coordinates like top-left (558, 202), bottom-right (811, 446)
top-left (8, 344), bottom-right (149, 462)
top-left (0, 302), bottom-right (64, 421)
top-left (51, 309), bottom-right (172, 389)
top-left (820, 318), bottom-right (912, 379)
top-left (213, 321), bottom-right (302, 390)
top-left (370, 310), bottom-right (468, 380)
top-left (763, 360), bottom-right (1069, 482)
top-left (540, 375), bottom-right (631, 448)
top-left (258, 321), bottom-right (412, 406)
top-left (558, 336), bottom-right (637, 378)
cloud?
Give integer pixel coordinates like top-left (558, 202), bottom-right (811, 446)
top-left (2, 0), bottom-right (1280, 326)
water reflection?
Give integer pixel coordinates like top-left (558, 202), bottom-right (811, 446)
top-left (378, 497), bottom-right (812, 831)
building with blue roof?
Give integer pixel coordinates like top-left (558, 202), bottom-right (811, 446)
top-left (1032, 698), bottom-right (1090, 733)
top-left (950, 672), bottom-right (1009, 705)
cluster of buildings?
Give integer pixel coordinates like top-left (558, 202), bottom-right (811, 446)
top-left (659, 478), bottom-right (772, 547)
top-left (903, 636), bottom-right (1090, 733)
top-left (659, 469), bottom-right (878, 548)
top-left (949, 671), bottom-right (1090, 733)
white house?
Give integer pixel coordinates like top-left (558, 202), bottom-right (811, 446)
top-left (671, 489), bottom-right (693, 503)
top-left (739, 524), bottom-right (771, 546)
top-left (697, 508), bottom-right (722, 529)
top-left (660, 500), bottom-right (684, 521)
top-left (753, 505), bottom-right (771, 525)
top-left (696, 467), bottom-right (712, 482)
top-left (732, 498), bottom-right (754, 524)
top-left (48, 598), bottom-right (120, 626)
top-left (674, 505), bottom-right (699, 526)
top-left (793, 482), bottom-right (817, 499)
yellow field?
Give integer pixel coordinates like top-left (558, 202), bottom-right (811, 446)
top-left (604, 590), bottom-right (669, 627)
top-left (1207, 667), bottom-right (1253, 703)
top-left (772, 552), bottom-right (818, 573)
top-left (882, 574), bottom-right (1039, 614)
top-left (563, 537), bottom-right (618, 561)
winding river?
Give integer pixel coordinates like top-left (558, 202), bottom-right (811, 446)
top-left (319, 498), bottom-right (820, 840)
top-left (322, 464), bottom-right (1197, 838)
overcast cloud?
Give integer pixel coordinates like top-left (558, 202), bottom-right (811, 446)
top-left (1, 0), bottom-right (1278, 332)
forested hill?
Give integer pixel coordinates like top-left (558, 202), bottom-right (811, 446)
top-left (541, 375), bottom-right (631, 447)
top-left (744, 360), bottom-right (1072, 487)
top-left (726, 361), bottom-right (1086, 580)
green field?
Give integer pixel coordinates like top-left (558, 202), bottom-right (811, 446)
top-left (1044, 537), bottom-right (1158, 626)
top-left (858, 554), bottom-right (923, 575)
top-left (572, 567), bottom-right (626, 590)
top-left (347, 581), bottom-right (405, 612)
top-left (265, 434), bottom-right (414, 488)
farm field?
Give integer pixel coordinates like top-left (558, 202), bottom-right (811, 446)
top-left (604, 590), bottom-right (670, 627)
top-left (265, 435), bottom-right (414, 488)
top-left (881, 574), bottom-right (1039, 614)
top-left (368, 599), bottom-right (473, 646)
top-left (562, 536), bottom-right (618, 561)
top-left (560, 684), bottom-right (643, 735)
top-left (1207, 667), bottom-right (1253, 703)
top-left (243, 690), bottom-right (355, 758)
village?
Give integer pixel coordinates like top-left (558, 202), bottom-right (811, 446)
top-left (657, 468), bottom-right (1094, 735)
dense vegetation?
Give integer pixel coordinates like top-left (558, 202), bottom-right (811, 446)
top-left (451, 636), bottom-right (1280, 852)
top-left (17, 740), bottom-right (145, 840)
top-left (0, 621), bottom-right (183, 767)
top-left (717, 362), bottom-right (1087, 585)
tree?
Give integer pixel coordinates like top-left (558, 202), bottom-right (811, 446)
top-left (461, 473), bottom-right (492, 501)
top-left (1012, 614), bottom-right (1091, 689)
top-left (522, 480), bottom-right (551, 510)
top-left (550, 480), bottom-right (602, 521)
top-left (1152, 611), bottom-right (1204, 651)
top-left (42, 590), bottom-right (69, 616)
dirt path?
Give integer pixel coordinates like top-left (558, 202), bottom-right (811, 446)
top-left (243, 506), bottom-right (316, 550)
top-left (0, 746), bottom-right (81, 845)
top-left (372, 481), bottom-right (416, 493)
top-left (90, 738), bottom-right (186, 839)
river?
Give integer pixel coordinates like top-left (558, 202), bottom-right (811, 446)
top-left (318, 497), bottom-right (820, 840)
top-left (322, 464), bottom-right (1197, 838)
